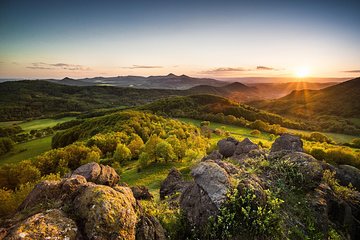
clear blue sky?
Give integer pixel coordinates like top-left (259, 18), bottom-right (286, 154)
top-left (0, 0), bottom-right (359, 79)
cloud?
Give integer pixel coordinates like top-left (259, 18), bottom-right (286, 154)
top-left (342, 69), bottom-right (360, 73)
top-left (27, 62), bottom-right (90, 71)
top-left (256, 66), bottom-right (275, 70)
top-left (200, 67), bottom-right (249, 74)
top-left (122, 65), bottom-right (163, 69)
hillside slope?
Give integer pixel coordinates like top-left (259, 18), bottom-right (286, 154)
top-left (251, 77), bottom-right (360, 118)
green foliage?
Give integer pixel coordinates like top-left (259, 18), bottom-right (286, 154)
top-left (309, 132), bottom-right (333, 143)
top-left (155, 140), bottom-right (176, 163)
top-left (322, 170), bottom-right (359, 203)
top-left (207, 188), bottom-right (283, 239)
top-left (271, 159), bottom-right (307, 189)
top-left (350, 138), bottom-right (360, 148)
top-left (113, 143), bottom-right (132, 163)
top-left (127, 134), bottom-right (144, 158)
top-left (0, 137), bottom-right (14, 155)
top-left (250, 129), bottom-right (261, 135)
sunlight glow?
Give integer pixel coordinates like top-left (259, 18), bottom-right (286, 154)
top-left (294, 66), bottom-right (310, 78)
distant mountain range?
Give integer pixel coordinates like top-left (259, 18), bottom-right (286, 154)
top-left (250, 77), bottom-right (360, 118)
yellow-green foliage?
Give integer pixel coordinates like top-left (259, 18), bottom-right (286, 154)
top-left (113, 143), bottom-right (132, 163)
top-left (323, 170), bottom-right (359, 203)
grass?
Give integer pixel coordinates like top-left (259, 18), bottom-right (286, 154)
top-left (121, 160), bottom-right (195, 200)
top-left (285, 128), bottom-right (358, 144)
top-left (178, 118), bottom-right (273, 147)
top-left (17, 117), bottom-right (76, 132)
top-left (0, 121), bottom-right (22, 127)
top-left (0, 135), bottom-right (52, 165)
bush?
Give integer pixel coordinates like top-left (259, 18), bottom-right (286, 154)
top-left (113, 143), bottom-right (132, 163)
top-left (208, 188), bottom-right (283, 239)
top-left (0, 137), bottom-right (14, 155)
top-left (250, 130), bottom-right (261, 135)
top-left (323, 170), bottom-right (359, 203)
top-left (310, 148), bottom-right (327, 161)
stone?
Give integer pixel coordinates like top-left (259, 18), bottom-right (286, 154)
top-left (18, 180), bottom-right (62, 211)
top-left (136, 214), bottom-right (167, 240)
top-left (72, 162), bottom-right (101, 182)
top-left (234, 138), bottom-right (259, 155)
top-left (160, 168), bottom-right (187, 200)
top-left (180, 183), bottom-right (218, 227)
top-left (336, 165), bottom-right (360, 190)
top-left (201, 150), bottom-right (223, 161)
top-left (72, 162), bottom-right (120, 187)
top-left (72, 185), bottom-right (137, 240)
top-left (131, 185), bottom-right (153, 200)
top-left (217, 137), bottom-right (238, 157)
top-left (4, 209), bottom-right (78, 240)
top-left (61, 174), bottom-right (87, 193)
top-left (191, 161), bottom-right (231, 208)
top-left (270, 133), bottom-right (303, 153)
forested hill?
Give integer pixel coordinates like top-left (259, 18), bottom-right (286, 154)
top-left (0, 80), bottom-right (185, 121)
top-left (250, 77), bottom-right (360, 118)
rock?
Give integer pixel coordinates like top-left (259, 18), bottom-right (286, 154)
top-left (4, 209), bottom-right (78, 240)
top-left (212, 159), bottom-right (239, 175)
top-left (61, 174), bottom-right (87, 193)
top-left (336, 165), bottom-right (360, 190)
top-left (136, 214), bottom-right (167, 240)
top-left (270, 133), bottom-right (303, 153)
top-left (191, 161), bottom-right (231, 208)
top-left (18, 180), bottom-right (62, 211)
top-left (280, 152), bottom-right (323, 189)
top-left (201, 150), bottom-right (223, 161)
top-left (72, 162), bottom-right (101, 182)
top-left (160, 168), bottom-right (187, 200)
top-left (180, 183), bottom-right (218, 227)
top-left (217, 137), bottom-right (238, 157)
top-left (72, 185), bottom-right (137, 240)
top-left (234, 138), bottom-right (259, 155)
top-left (237, 174), bottom-right (267, 205)
top-left (96, 164), bottom-right (120, 187)
top-left (131, 185), bottom-right (153, 200)
top-left (72, 162), bottom-right (120, 187)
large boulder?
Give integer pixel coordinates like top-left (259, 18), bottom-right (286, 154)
top-left (234, 138), bottom-right (259, 155)
top-left (217, 137), bottom-right (238, 157)
top-left (160, 168), bottom-right (188, 200)
top-left (136, 214), bottom-right (167, 240)
top-left (4, 209), bottom-right (78, 240)
top-left (18, 180), bottom-right (63, 211)
top-left (336, 165), bottom-right (360, 191)
top-left (201, 150), bottom-right (223, 161)
top-left (131, 185), bottom-right (153, 200)
top-left (180, 183), bottom-right (218, 227)
top-left (237, 173), bottom-right (267, 205)
top-left (278, 152), bottom-right (323, 189)
top-left (72, 162), bottom-right (119, 187)
top-left (270, 134), bottom-right (303, 153)
top-left (191, 161), bottom-right (231, 208)
top-left (72, 184), bottom-right (137, 240)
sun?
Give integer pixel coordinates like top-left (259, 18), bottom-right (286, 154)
top-left (294, 66), bottom-right (310, 78)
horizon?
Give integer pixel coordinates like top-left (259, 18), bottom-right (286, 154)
top-left (1, 0), bottom-right (360, 79)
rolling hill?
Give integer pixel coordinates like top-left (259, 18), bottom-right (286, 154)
top-left (250, 77), bottom-right (360, 118)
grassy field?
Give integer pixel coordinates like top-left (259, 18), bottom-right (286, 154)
top-left (178, 118), bottom-right (274, 147)
top-left (0, 121), bottom-right (22, 127)
top-left (17, 117), bottom-right (76, 132)
top-left (285, 128), bottom-right (358, 144)
top-left (0, 135), bottom-right (52, 165)
top-left (121, 160), bottom-right (195, 200)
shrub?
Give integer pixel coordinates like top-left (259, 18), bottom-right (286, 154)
top-left (250, 130), bottom-right (261, 135)
top-left (113, 143), bottom-right (132, 163)
top-left (310, 148), bottom-right (327, 161)
top-left (208, 188), bottom-right (283, 239)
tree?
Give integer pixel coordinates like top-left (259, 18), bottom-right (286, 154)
top-left (143, 134), bottom-right (162, 162)
top-left (127, 134), bottom-right (144, 158)
top-left (113, 143), bottom-right (132, 163)
top-left (155, 141), bottom-right (176, 162)
top-left (166, 135), bottom-right (186, 160)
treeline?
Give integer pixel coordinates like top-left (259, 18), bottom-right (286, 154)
top-left (0, 80), bottom-right (185, 121)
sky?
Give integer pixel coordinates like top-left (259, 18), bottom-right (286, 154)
top-left (0, 0), bottom-right (359, 80)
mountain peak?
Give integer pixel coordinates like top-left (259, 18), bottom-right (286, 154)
top-left (167, 73), bottom-right (177, 77)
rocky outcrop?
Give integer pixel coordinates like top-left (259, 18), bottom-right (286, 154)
top-left (71, 162), bottom-right (120, 187)
top-left (217, 137), bottom-right (237, 157)
top-left (4, 209), bottom-right (78, 240)
top-left (136, 214), bottom-right (167, 240)
top-left (160, 168), bottom-right (188, 200)
top-left (191, 161), bottom-right (231, 208)
top-left (234, 137), bottom-right (259, 155)
top-left (201, 150), bottom-right (223, 161)
top-left (2, 162), bottom-right (166, 240)
top-left (336, 165), bottom-right (360, 191)
top-left (73, 184), bottom-right (137, 240)
top-left (131, 185), bottom-right (153, 200)
top-left (270, 133), bottom-right (303, 153)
